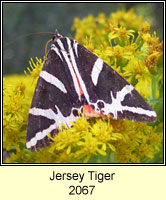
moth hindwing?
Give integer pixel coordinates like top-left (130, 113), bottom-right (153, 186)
top-left (26, 31), bottom-right (157, 151)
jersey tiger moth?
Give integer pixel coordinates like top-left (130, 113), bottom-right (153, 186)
top-left (26, 30), bottom-right (157, 152)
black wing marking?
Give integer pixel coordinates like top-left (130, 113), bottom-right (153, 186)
top-left (26, 48), bottom-right (82, 151)
top-left (74, 42), bottom-right (157, 122)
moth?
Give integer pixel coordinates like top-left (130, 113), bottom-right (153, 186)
top-left (26, 30), bottom-right (157, 151)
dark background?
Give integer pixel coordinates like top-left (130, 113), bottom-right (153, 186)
top-left (3, 2), bottom-right (163, 74)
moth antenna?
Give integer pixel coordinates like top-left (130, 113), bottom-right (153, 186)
top-left (45, 39), bottom-right (53, 57)
top-left (5, 31), bottom-right (55, 46)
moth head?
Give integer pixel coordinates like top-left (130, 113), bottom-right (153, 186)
top-left (52, 29), bottom-right (64, 42)
top-left (45, 30), bottom-right (64, 56)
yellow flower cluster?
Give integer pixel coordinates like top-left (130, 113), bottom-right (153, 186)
top-left (73, 10), bottom-right (163, 100)
top-left (3, 58), bottom-right (44, 159)
top-left (3, 75), bottom-right (33, 152)
top-left (4, 10), bottom-right (163, 163)
top-left (48, 117), bottom-right (123, 163)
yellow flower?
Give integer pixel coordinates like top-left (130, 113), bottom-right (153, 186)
top-left (25, 57), bottom-right (44, 79)
top-left (16, 82), bottom-right (26, 93)
top-left (141, 22), bottom-right (150, 33)
top-left (109, 26), bottom-right (135, 42)
top-left (3, 75), bottom-right (32, 151)
top-left (137, 143), bottom-right (154, 159)
top-left (51, 128), bottom-right (82, 154)
top-left (114, 145), bottom-right (133, 163)
top-left (145, 51), bottom-right (161, 69)
top-left (83, 36), bottom-right (94, 52)
top-left (97, 13), bottom-right (106, 25)
top-left (107, 45), bottom-right (131, 59)
top-left (71, 116), bottom-right (90, 132)
top-left (91, 119), bottom-right (122, 152)
top-left (110, 9), bottom-right (143, 30)
top-left (142, 32), bottom-right (159, 46)
top-left (76, 132), bottom-right (106, 163)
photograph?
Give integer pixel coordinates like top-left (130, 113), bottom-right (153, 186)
top-left (2, 2), bottom-right (164, 164)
